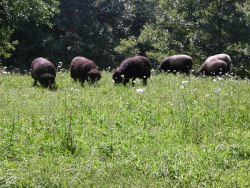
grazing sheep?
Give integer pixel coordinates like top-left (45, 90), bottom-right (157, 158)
top-left (158, 54), bottom-right (193, 74)
top-left (113, 55), bottom-right (151, 85)
top-left (70, 56), bottom-right (101, 85)
top-left (205, 54), bottom-right (231, 73)
top-left (194, 59), bottom-right (228, 76)
top-left (31, 57), bottom-right (56, 88)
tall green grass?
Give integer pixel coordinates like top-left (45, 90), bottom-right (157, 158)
top-left (0, 72), bottom-right (249, 187)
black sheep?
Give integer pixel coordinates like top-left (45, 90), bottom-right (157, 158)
top-left (158, 54), bottom-right (193, 74)
top-left (70, 56), bottom-right (101, 85)
top-left (31, 57), bottom-right (56, 88)
top-left (194, 59), bottom-right (228, 76)
top-left (205, 54), bottom-right (232, 73)
top-left (112, 55), bottom-right (151, 86)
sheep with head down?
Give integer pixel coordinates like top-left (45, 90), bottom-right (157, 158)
top-left (112, 55), bottom-right (151, 86)
top-left (204, 53), bottom-right (232, 73)
top-left (194, 59), bottom-right (228, 76)
top-left (31, 57), bottom-right (56, 88)
top-left (70, 56), bottom-right (101, 85)
top-left (158, 54), bottom-right (193, 74)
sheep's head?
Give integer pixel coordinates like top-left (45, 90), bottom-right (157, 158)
top-left (40, 74), bottom-right (55, 88)
top-left (112, 69), bottom-right (123, 84)
top-left (88, 68), bottom-right (101, 82)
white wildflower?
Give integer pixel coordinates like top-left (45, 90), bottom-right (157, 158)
top-left (182, 80), bottom-right (189, 85)
top-left (136, 88), bottom-right (145, 94)
top-left (217, 77), bottom-right (224, 81)
top-left (214, 87), bottom-right (221, 93)
top-left (58, 62), bottom-right (63, 66)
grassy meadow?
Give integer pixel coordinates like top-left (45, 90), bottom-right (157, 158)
top-left (0, 71), bottom-right (249, 187)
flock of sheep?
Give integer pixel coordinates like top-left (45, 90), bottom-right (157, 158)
top-left (31, 53), bottom-right (232, 88)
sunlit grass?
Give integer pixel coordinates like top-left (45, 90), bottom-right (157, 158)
top-left (0, 72), bottom-right (249, 187)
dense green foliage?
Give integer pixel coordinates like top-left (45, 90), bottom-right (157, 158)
top-left (0, 72), bottom-right (250, 187)
top-left (117, 0), bottom-right (250, 73)
top-left (0, 0), bottom-right (59, 58)
top-left (0, 0), bottom-right (250, 76)
top-left (1, 0), bottom-right (157, 69)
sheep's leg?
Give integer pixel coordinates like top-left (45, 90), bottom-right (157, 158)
top-left (33, 79), bottom-right (38, 87)
top-left (123, 77), bottom-right (129, 86)
top-left (143, 77), bottom-right (147, 85)
top-left (80, 79), bottom-right (85, 86)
